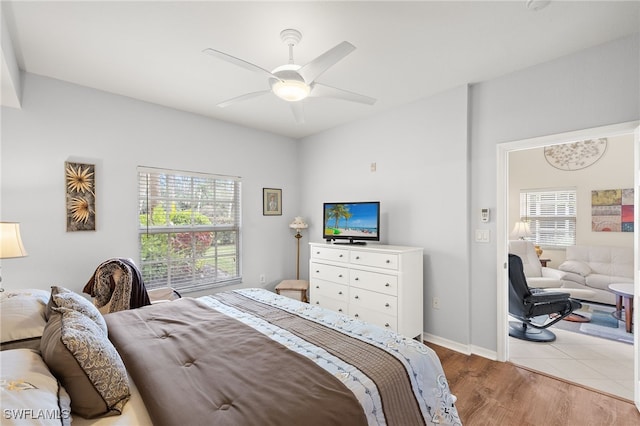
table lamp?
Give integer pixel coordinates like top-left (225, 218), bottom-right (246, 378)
top-left (510, 221), bottom-right (532, 240)
top-left (0, 222), bottom-right (28, 292)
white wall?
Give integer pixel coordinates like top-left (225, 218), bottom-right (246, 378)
top-left (299, 86), bottom-right (471, 345)
top-left (470, 33), bottom-right (639, 352)
top-left (509, 134), bottom-right (634, 268)
top-left (1, 73), bottom-right (299, 296)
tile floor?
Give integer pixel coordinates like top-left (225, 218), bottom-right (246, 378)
top-left (509, 325), bottom-right (634, 401)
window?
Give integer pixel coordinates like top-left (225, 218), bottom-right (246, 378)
top-left (520, 188), bottom-right (576, 248)
top-left (138, 167), bottom-right (241, 292)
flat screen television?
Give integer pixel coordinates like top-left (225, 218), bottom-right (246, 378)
top-left (323, 202), bottom-right (380, 244)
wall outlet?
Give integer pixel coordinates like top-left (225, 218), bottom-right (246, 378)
top-left (259, 274), bottom-right (266, 284)
top-left (432, 297), bottom-right (440, 310)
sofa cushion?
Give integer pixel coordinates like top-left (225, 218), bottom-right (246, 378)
top-left (558, 260), bottom-right (591, 277)
top-left (565, 245), bottom-right (633, 278)
top-left (585, 274), bottom-right (634, 291)
top-left (508, 240), bottom-right (542, 277)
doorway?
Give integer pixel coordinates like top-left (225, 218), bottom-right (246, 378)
top-left (496, 121), bottom-right (640, 409)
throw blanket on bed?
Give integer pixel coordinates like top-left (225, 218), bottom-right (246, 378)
top-left (83, 258), bottom-right (150, 313)
top-left (105, 289), bottom-right (461, 426)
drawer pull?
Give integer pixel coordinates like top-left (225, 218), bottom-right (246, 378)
top-left (386, 259), bottom-right (390, 264)
top-left (338, 308), bottom-right (343, 312)
top-left (385, 283), bottom-right (390, 287)
top-left (315, 270), bottom-right (320, 273)
top-left (315, 301), bottom-right (320, 305)
top-left (385, 303), bottom-right (390, 307)
top-left (354, 295), bottom-right (359, 299)
top-left (339, 254), bottom-right (344, 258)
top-left (338, 291), bottom-right (343, 295)
top-left (315, 285), bottom-right (320, 289)
top-left (354, 277), bottom-right (359, 281)
top-left (355, 256), bottom-right (360, 260)
top-left (338, 274), bottom-right (343, 278)
top-left (384, 323), bottom-right (390, 328)
top-left (354, 313), bottom-right (359, 318)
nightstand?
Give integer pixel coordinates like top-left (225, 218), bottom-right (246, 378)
top-left (275, 280), bottom-right (309, 303)
top-left (539, 258), bottom-right (551, 267)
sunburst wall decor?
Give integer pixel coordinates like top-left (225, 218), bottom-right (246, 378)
top-left (65, 161), bottom-right (95, 231)
top-left (544, 138), bottom-right (607, 171)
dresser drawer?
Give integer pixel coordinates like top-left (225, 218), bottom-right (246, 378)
top-left (350, 250), bottom-right (398, 270)
top-left (310, 294), bottom-right (348, 314)
top-left (310, 279), bottom-right (348, 303)
top-left (349, 287), bottom-right (397, 316)
top-left (310, 262), bottom-right (349, 284)
top-left (311, 246), bottom-right (349, 263)
top-left (349, 305), bottom-right (397, 331)
top-left (349, 269), bottom-right (398, 296)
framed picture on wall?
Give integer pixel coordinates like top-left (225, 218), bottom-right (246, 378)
top-left (263, 188), bottom-right (282, 216)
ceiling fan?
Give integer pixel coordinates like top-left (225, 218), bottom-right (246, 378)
top-left (203, 29), bottom-right (376, 123)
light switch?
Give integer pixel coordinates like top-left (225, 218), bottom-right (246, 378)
top-left (475, 229), bottom-right (490, 243)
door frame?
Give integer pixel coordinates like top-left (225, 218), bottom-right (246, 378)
top-left (496, 121), bottom-right (640, 409)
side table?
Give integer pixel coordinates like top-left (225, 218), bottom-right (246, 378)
top-left (608, 283), bottom-right (634, 333)
top-left (539, 258), bottom-right (551, 267)
top-left (276, 280), bottom-right (309, 303)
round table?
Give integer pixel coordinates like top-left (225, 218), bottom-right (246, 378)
top-left (608, 283), bottom-right (634, 333)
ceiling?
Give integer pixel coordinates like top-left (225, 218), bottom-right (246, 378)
top-left (1, 1), bottom-right (639, 139)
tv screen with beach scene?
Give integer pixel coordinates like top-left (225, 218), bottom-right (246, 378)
top-left (323, 202), bottom-right (380, 244)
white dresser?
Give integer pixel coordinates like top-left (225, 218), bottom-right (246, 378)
top-left (309, 242), bottom-right (424, 339)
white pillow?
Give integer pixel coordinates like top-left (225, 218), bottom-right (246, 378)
top-left (0, 348), bottom-right (71, 425)
top-left (558, 260), bottom-right (592, 277)
top-left (0, 289), bottom-right (49, 344)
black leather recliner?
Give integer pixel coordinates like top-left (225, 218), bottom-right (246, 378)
top-left (508, 253), bottom-right (582, 342)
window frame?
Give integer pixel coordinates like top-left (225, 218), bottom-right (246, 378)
top-left (520, 187), bottom-right (577, 249)
top-left (137, 166), bottom-right (242, 292)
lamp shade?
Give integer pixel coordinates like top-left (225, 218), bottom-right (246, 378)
top-left (510, 221), bottom-right (532, 240)
top-left (0, 222), bottom-right (28, 259)
top-left (289, 216), bottom-right (308, 231)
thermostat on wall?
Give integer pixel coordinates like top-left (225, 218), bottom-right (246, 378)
top-left (481, 208), bottom-right (490, 223)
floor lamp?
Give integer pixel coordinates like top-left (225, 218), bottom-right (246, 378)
top-left (289, 217), bottom-right (308, 280)
top-left (0, 222), bottom-right (28, 292)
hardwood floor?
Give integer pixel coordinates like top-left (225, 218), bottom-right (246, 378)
top-left (427, 343), bottom-right (640, 426)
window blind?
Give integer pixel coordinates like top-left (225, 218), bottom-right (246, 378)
top-left (138, 166), bottom-right (242, 292)
top-left (520, 188), bottom-right (576, 248)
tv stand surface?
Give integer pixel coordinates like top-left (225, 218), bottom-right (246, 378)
top-left (333, 241), bottom-right (366, 245)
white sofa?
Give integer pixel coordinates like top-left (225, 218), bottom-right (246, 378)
top-left (508, 240), bottom-right (566, 289)
top-left (558, 245), bottom-right (633, 305)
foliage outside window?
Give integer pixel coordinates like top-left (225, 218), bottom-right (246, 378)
top-left (520, 188), bottom-right (576, 248)
top-left (138, 167), bottom-right (241, 292)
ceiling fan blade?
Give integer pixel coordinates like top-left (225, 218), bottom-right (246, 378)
top-left (290, 102), bottom-right (305, 123)
top-left (310, 83), bottom-right (376, 105)
top-left (297, 41), bottom-right (356, 84)
top-left (203, 48), bottom-right (283, 82)
top-left (217, 90), bottom-right (271, 108)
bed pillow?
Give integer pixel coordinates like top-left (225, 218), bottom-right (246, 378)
top-left (558, 260), bottom-right (592, 277)
top-left (0, 289), bottom-right (49, 347)
top-left (0, 348), bottom-right (72, 426)
top-left (46, 286), bottom-right (107, 334)
top-left (40, 307), bottom-right (130, 419)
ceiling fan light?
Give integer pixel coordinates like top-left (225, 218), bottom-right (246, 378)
top-left (272, 80), bottom-right (310, 102)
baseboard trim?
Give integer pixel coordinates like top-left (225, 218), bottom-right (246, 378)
top-left (422, 333), bottom-right (470, 355)
top-left (423, 332), bottom-right (498, 360)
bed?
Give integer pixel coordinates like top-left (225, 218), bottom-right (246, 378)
top-left (1, 287), bottom-right (461, 425)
